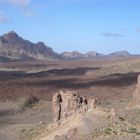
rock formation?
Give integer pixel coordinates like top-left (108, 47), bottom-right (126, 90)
top-left (52, 90), bottom-right (100, 123)
top-left (128, 74), bottom-right (140, 108)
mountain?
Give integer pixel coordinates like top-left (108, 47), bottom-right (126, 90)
top-left (0, 31), bottom-right (135, 61)
top-left (0, 31), bottom-right (59, 60)
top-left (60, 51), bottom-right (104, 59)
top-left (60, 50), bottom-right (132, 59)
top-left (60, 51), bottom-right (83, 59)
top-left (84, 51), bottom-right (104, 57)
top-left (108, 51), bottom-right (131, 57)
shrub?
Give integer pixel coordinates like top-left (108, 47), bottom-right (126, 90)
top-left (18, 95), bottom-right (39, 111)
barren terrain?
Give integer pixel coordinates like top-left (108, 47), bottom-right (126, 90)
top-left (0, 56), bottom-right (140, 139)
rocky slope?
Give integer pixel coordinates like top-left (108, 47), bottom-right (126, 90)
top-left (0, 31), bottom-right (58, 60)
top-left (128, 74), bottom-right (140, 109)
top-left (108, 51), bottom-right (131, 57)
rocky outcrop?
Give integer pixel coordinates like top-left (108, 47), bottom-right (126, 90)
top-left (128, 74), bottom-right (140, 108)
top-left (52, 90), bottom-right (100, 123)
top-left (40, 108), bottom-right (109, 140)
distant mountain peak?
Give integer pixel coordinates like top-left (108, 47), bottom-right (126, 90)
top-left (8, 31), bottom-right (17, 34)
top-left (60, 51), bottom-right (83, 59)
top-left (3, 31), bottom-right (19, 40)
top-left (5, 31), bottom-right (17, 35)
top-left (108, 50), bottom-right (131, 57)
top-left (60, 50), bottom-right (104, 59)
top-left (36, 41), bottom-right (46, 46)
top-left (84, 51), bottom-right (103, 57)
top-left (0, 31), bottom-right (58, 60)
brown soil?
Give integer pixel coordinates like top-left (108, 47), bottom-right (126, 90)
top-left (0, 56), bottom-right (140, 139)
top-left (0, 100), bottom-right (52, 140)
top-left (0, 57), bottom-right (140, 106)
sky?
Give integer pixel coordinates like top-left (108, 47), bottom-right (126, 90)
top-left (0, 0), bottom-right (140, 54)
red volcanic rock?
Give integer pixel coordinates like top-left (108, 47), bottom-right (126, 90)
top-left (52, 90), bottom-right (100, 123)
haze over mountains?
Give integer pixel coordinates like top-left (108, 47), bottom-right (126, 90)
top-left (0, 31), bottom-right (135, 61)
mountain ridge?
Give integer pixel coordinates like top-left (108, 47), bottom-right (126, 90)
top-left (60, 50), bottom-right (133, 59)
top-left (0, 31), bottom-right (136, 61)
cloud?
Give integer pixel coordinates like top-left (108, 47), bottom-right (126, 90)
top-left (101, 32), bottom-right (124, 39)
top-left (0, 0), bottom-right (37, 17)
top-left (2, 0), bottom-right (31, 7)
top-left (136, 28), bottom-right (140, 32)
top-left (0, 0), bottom-right (48, 17)
top-left (0, 11), bottom-right (10, 23)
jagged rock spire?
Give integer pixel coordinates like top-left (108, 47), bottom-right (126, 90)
top-left (52, 90), bottom-right (100, 123)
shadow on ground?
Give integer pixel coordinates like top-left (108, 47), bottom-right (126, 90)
top-left (0, 71), bottom-right (26, 81)
top-left (28, 72), bottom-right (139, 89)
top-left (0, 109), bottom-right (15, 117)
top-left (0, 67), bottom-right (100, 81)
top-left (28, 67), bottom-right (100, 77)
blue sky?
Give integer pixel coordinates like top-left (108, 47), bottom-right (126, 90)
top-left (0, 0), bottom-right (140, 54)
